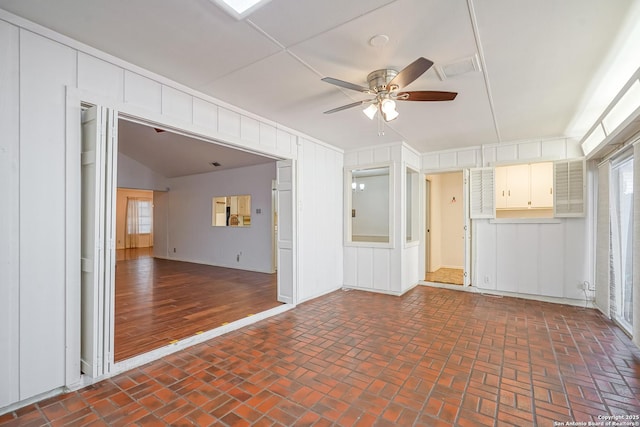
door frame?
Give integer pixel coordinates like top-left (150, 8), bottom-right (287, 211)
top-left (422, 169), bottom-right (471, 286)
top-left (65, 88), bottom-right (298, 386)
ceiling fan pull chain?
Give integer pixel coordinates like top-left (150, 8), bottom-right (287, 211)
top-left (377, 112), bottom-right (384, 136)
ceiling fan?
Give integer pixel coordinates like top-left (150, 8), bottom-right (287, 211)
top-left (322, 57), bottom-right (457, 122)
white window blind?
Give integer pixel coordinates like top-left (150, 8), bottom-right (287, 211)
top-left (469, 167), bottom-right (495, 219)
top-left (554, 159), bottom-right (586, 217)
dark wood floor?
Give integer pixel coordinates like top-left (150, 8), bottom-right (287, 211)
top-left (114, 248), bottom-right (281, 361)
top-left (4, 287), bottom-right (639, 426)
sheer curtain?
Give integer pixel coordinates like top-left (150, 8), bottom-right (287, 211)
top-left (125, 197), bottom-right (152, 248)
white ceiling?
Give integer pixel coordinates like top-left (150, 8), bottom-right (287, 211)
top-left (1, 0), bottom-right (639, 170)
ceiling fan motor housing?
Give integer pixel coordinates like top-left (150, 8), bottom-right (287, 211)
top-left (367, 69), bottom-right (399, 93)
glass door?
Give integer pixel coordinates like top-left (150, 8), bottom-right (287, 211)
top-left (610, 157), bottom-right (634, 333)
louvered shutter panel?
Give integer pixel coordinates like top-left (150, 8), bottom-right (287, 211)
top-left (554, 159), bottom-right (586, 217)
top-left (469, 167), bottom-right (495, 219)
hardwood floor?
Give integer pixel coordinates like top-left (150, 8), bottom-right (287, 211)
top-left (114, 249), bottom-right (281, 361)
top-left (425, 267), bottom-right (464, 285)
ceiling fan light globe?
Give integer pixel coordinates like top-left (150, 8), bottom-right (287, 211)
top-left (383, 108), bottom-right (399, 122)
top-left (363, 104), bottom-right (377, 120)
top-left (381, 99), bottom-right (396, 114)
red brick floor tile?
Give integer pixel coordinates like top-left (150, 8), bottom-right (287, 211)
top-left (3, 287), bottom-right (640, 426)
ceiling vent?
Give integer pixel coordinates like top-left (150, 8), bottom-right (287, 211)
top-left (210, 161), bottom-right (222, 167)
top-left (435, 54), bottom-right (481, 81)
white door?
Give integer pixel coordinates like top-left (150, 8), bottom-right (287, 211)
top-left (463, 170), bottom-right (471, 286)
top-left (276, 160), bottom-right (296, 304)
top-left (80, 106), bottom-right (117, 378)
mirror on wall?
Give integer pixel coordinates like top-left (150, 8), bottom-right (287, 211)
top-left (212, 195), bottom-right (251, 227)
top-left (348, 166), bottom-right (391, 244)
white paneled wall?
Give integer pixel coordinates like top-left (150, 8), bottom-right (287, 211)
top-left (0, 11), bottom-right (343, 411)
top-left (0, 19), bottom-right (19, 409)
top-left (298, 138), bottom-right (344, 302)
top-left (344, 143), bottom-right (421, 295)
top-left (423, 137), bottom-right (592, 303)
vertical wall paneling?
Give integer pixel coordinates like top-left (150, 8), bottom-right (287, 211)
top-left (161, 86), bottom-right (193, 123)
top-left (357, 150), bottom-right (375, 165)
top-left (0, 20), bottom-right (19, 408)
top-left (192, 97), bottom-right (218, 132)
top-left (240, 115), bottom-right (260, 144)
top-left (496, 144), bottom-right (518, 162)
top-left (538, 223), bottom-right (564, 297)
top-left (495, 224), bottom-right (518, 292)
top-left (276, 129), bottom-right (293, 155)
top-left (563, 218), bottom-right (590, 300)
top-left (439, 152), bottom-right (457, 169)
top-left (356, 248), bottom-right (374, 288)
top-left (77, 53), bottom-right (124, 103)
top-left (123, 71), bottom-right (162, 113)
top-left (473, 221), bottom-right (497, 290)
top-left (19, 30), bottom-right (77, 399)
top-left (541, 138), bottom-right (567, 159)
top-left (259, 123), bottom-right (277, 149)
top-left (218, 108), bottom-right (241, 138)
top-left (298, 140), bottom-right (343, 302)
top-left (373, 250), bottom-right (391, 292)
top-left (517, 141), bottom-right (542, 160)
top-left (516, 226), bottom-right (539, 294)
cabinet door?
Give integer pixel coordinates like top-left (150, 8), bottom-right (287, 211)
top-left (237, 196), bottom-right (250, 216)
top-left (529, 162), bottom-right (553, 208)
top-left (506, 164), bottom-right (530, 208)
top-left (495, 166), bottom-right (507, 209)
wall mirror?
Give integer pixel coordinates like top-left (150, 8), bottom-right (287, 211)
top-left (347, 165), bottom-right (391, 244)
top-left (212, 195), bottom-right (251, 227)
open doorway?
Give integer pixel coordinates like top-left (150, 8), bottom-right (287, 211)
top-left (80, 104), bottom-right (295, 374)
top-left (111, 119), bottom-right (284, 361)
top-left (425, 172), bottom-right (465, 285)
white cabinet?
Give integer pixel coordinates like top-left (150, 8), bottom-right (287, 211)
top-left (530, 162), bottom-right (553, 208)
top-left (495, 162), bottom-right (554, 210)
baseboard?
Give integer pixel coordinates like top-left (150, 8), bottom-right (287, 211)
top-left (154, 255), bottom-right (274, 274)
top-left (420, 282), bottom-right (596, 308)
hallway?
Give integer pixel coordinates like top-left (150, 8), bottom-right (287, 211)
top-left (2, 286), bottom-right (639, 426)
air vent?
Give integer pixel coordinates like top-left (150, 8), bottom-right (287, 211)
top-left (210, 162), bottom-right (221, 167)
top-left (435, 54), bottom-right (481, 81)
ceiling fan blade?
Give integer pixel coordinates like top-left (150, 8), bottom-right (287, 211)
top-left (323, 100), bottom-right (368, 114)
top-left (321, 77), bottom-right (370, 93)
top-left (397, 91), bottom-right (458, 101)
top-left (387, 57), bottom-right (434, 90)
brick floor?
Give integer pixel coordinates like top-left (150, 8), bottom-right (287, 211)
top-left (1, 287), bottom-right (639, 426)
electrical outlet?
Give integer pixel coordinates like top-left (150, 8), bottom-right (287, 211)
top-left (484, 275), bottom-right (490, 284)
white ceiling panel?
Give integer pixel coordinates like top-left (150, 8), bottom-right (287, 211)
top-left (249, 0), bottom-right (396, 47)
top-left (474, 0), bottom-right (636, 142)
top-left (1, 0), bottom-right (637, 161)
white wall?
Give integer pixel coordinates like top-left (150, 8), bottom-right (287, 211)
top-left (117, 152), bottom-right (168, 191)
top-left (298, 138), bottom-right (344, 302)
top-left (160, 162), bottom-right (276, 273)
top-left (422, 137), bottom-right (593, 302)
top-left (0, 10), bottom-right (343, 412)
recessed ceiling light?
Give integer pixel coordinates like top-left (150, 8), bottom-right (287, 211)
top-left (209, 0), bottom-right (272, 19)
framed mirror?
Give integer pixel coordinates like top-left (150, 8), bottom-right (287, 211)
top-left (212, 195), bottom-right (251, 227)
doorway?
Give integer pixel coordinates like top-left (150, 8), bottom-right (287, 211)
top-left (80, 104), bottom-right (296, 376)
top-left (425, 171), bottom-right (466, 286)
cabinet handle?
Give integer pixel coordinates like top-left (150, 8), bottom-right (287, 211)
top-left (550, 188), bottom-right (553, 194)
top-left (502, 190), bottom-right (505, 196)
top-left (508, 190), bottom-right (510, 196)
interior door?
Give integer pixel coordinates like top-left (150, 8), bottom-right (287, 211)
top-left (80, 106), bottom-right (117, 378)
top-left (276, 160), bottom-right (296, 304)
top-left (463, 170), bottom-right (471, 286)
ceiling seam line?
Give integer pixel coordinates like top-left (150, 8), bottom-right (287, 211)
top-left (466, 0), bottom-right (502, 143)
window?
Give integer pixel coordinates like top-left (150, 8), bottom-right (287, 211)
top-left (127, 198), bottom-right (152, 234)
top-left (406, 167), bottom-right (419, 243)
top-left (346, 165), bottom-right (393, 245)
